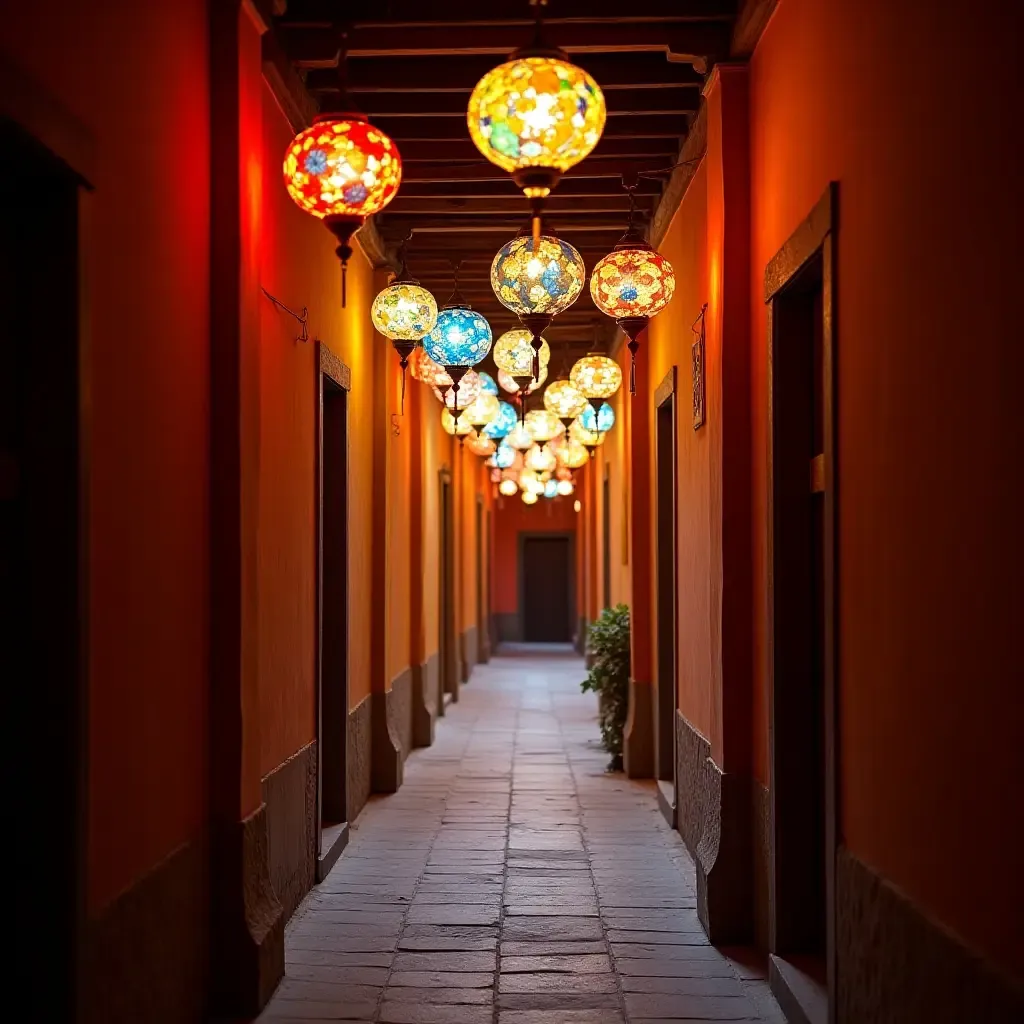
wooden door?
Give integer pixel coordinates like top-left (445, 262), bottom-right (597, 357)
top-left (521, 535), bottom-right (572, 642)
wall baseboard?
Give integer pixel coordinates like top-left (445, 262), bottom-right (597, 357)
top-left (347, 695), bottom-right (372, 821)
top-left (80, 838), bottom-right (207, 1024)
top-left (837, 846), bottom-right (1024, 1023)
top-left (370, 687), bottom-right (403, 794)
top-left (412, 654), bottom-right (437, 748)
top-left (261, 741), bottom-right (316, 926)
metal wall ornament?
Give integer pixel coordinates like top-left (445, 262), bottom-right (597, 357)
top-left (467, 3), bottom-right (606, 241)
top-left (590, 190), bottom-right (676, 392)
top-left (691, 303), bottom-right (708, 430)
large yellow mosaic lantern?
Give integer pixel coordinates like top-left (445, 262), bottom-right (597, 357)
top-left (570, 353), bottom-right (623, 411)
top-left (371, 268), bottom-right (437, 412)
top-left (493, 328), bottom-right (551, 393)
top-left (524, 409), bottom-right (564, 447)
top-left (543, 377), bottom-right (588, 429)
top-left (468, 53), bottom-right (605, 229)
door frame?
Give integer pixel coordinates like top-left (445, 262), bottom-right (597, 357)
top-left (315, 342), bottom-right (351, 879)
top-left (518, 530), bottom-right (577, 643)
top-left (765, 183), bottom-right (839, 1021)
top-left (438, 465), bottom-right (457, 705)
top-left (2, 55), bottom-right (95, 1018)
top-left (653, 367), bottom-right (679, 817)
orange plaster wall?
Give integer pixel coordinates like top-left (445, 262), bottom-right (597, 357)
top-left (257, 85), bottom-right (377, 762)
top-left (492, 494), bottom-right (578, 616)
top-left (645, 162), bottom-right (713, 739)
top-left (4, 0), bottom-right (211, 912)
top-left (750, 0), bottom-right (1023, 974)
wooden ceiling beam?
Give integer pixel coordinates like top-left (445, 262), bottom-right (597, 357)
top-left (303, 54), bottom-right (704, 91)
top-left (384, 214), bottom-right (635, 232)
top-left (385, 195), bottom-right (653, 215)
top-left (328, 22), bottom-right (732, 61)
top-left (397, 138), bottom-right (677, 162)
top-left (347, 89), bottom-right (700, 117)
top-left (402, 157), bottom-right (673, 183)
top-left (370, 114), bottom-right (689, 141)
top-left (396, 178), bottom-right (662, 198)
top-left (277, 0), bottom-right (735, 26)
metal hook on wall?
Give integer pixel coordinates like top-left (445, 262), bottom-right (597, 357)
top-left (261, 287), bottom-right (310, 344)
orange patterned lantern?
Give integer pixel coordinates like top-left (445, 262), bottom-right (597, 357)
top-left (591, 216), bottom-right (675, 393)
top-left (284, 115), bottom-right (402, 305)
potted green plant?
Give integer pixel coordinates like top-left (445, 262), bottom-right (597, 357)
top-left (580, 604), bottom-right (631, 771)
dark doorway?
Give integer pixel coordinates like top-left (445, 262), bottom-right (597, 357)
top-left (654, 370), bottom-right (678, 805)
top-left (767, 187), bottom-right (837, 1023)
top-left (439, 468), bottom-right (456, 706)
top-left (602, 467), bottom-right (611, 610)
top-left (521, 534), bottom-right (573, 642)
top-left (316, 345), bottom-right (349, 879)
top-left (1, 119), bottom-right (86, 1018)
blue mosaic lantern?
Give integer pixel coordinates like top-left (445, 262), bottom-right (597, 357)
top-left (493, 443), bottom-right (517, 469)
top-left (423, 301), bottom-right (493, 416)
top-left (544, 478), bottom-right (559, 499)
top-left (482, 400), bottom-right (518, 440)
top-left (580, 401), bottom-right (615, 434)
top-left (476, 371), bottom-right (499, 396)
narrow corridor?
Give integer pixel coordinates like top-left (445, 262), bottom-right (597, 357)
top-left (259, 648), bottom-right (785, 1024)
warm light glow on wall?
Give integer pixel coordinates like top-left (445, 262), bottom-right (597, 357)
top-left (574, 499), bottom-right (582, 513)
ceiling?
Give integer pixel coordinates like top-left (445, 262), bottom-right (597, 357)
top-left (267, 0), bottom-right (760, 374)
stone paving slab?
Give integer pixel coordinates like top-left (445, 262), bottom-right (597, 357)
top-left (259, 650), bottom-right (784, 1024)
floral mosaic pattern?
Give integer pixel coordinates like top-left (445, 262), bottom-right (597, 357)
top-left (482, 401), bottom-right (519, 440)
top-left (524, 409), bottom-right (564, 444)
top-left (590, 246), bottom-right (676, 319)
top-left (468, 56), bottom-right (606, 174)
top-left (424, 307), bottom-right (492, 367)
top-left (580, 401), bottom-right (615, 433)
top-left (493, 328), bottom-right (551, 378)
top-left (371, 282), bottom-right (437, 340)
top-left (490, 235), bottom-right (584, 316)
top-left (543, 379), bottom-right (588, 420)
top-left (570, 354), bottom-right (623, 400)
top-left (410, 347), bottom-right (452, 390)
top-left (283, 118), bottom-right (402, 219)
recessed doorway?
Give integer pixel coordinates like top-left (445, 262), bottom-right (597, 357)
top-left (766, 185), bottom-right (838, 1024)
top-left (316, 344), bottom-right (350, 880)
top-left (520, 533), bottom-right (574, 643)
top-left (1, 117), bottom-right (87, 1019)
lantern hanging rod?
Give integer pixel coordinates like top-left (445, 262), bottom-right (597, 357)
top-left (261, 287), bottom-right (310, 344)
top-left (631, 155), bottom-right (705, 181)
top-left (691, 302), bottom-right (709, 336)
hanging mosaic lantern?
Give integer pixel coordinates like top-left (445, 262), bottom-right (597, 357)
top-left (524, 408), bottom-right (564, 447)
top-left (497, 365), bottom-right (548, 396)
top-left (505, 422), bottom-right (534, 451)
top-left (482, 400), bottom-right (519, 440)
top-left (284, 116), bottom-right (402, 306)
top-left (570, 352), bottom-right (622, 411)
top-left (491, 234), bottom-right (584, 374)
top-left (556, 478), bottom-right (575, 496)
top-left (521, 489), bottom-right (539, 505)
top-left (476, 371), bottom-right (499, 396)
top-left (467, 20), bottom-right (606, 243)
top-left (441, 407), bottom-right (474, 437)
top-left (493, 328), bottom-right (551, 393)
top-left (591, 216), bottom-right (676, 394)
top-left (525, 443), bottom-right (557, 474)
top-left (499, 477), bottom-right (520, 497)
top-left (579, 400), bottom-right (615, 434)
top-left (551, 435), bottom-right (590, 470)
top-left (434, 370), bottom-right (483, 411)
top-left (466, 432), bottom-right (497, 458)
top-left (371, 265), bottom-right (437, 413)
top-left (543, 478), bottom-right (560, 499)
top-left (543, 377), bottom-right (588, 430)
top-left (424, 301), bottom-right (492, 418)
top-left (570, 415), bottom-right (606, 457)
top-left (464, 393), bottom-right (500, 430)
top-left (411, 346), bottom-right (453, 392)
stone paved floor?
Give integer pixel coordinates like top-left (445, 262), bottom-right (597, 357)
top-left (257, 645), bottom-right (786, 1024)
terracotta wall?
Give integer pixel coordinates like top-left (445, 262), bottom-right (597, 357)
top-left (644, 162), bottom-right (713, 739)
top-left (749, 0), bottom-right (1023, 974)
top-left (4, 0), bottom-right (211, 913)
top-left (491, 493), bottom-right (578, 616)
